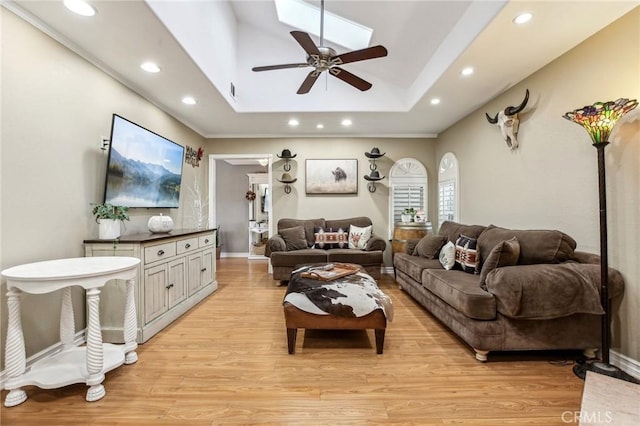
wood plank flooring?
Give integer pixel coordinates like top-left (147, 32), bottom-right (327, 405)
top-left (1, 258), bottom-right (586, 425)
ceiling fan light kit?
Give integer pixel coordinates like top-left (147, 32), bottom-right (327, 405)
top-left (252, 0), bottom-right (388, 94)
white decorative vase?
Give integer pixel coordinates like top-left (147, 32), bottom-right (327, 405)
top-left (148, 214), bottom-right (174, 233)
top-left (401, 214), bottom-right (413, 223)
top-left (98, 219), bottom-right (121, 239)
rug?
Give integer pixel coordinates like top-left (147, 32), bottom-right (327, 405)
top-left (579, 371), bottom-right (640, 425)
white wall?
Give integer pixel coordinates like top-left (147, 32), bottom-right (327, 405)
top-left (435, 9), bottom-right (640, 362)
top-left (206, 137), bottom-right (438, 266)
top-left (0, 9), bottom-right (206, 367)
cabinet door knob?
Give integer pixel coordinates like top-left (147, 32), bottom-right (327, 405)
top-left (166, 283), bottom-right (174, 289)
top-left (204, 239), bottom-right (210, 244)
top-left (185, 243), bottom-right (191, 249)
top-left (158, 249), bottom-right (165, 256)
top-left (201, 267), bottom-right (207, 272)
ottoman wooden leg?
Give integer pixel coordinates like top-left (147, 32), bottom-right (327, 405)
top-left (287, 328), bottom-right (298, 354)
top-left (375, 329), bottom-right (385, 354)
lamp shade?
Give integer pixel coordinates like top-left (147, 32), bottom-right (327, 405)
top-left (563, 98), bottom-right (638, 145)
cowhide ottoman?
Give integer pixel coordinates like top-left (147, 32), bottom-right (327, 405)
top-left (283, 263), bottom-right (393, 354)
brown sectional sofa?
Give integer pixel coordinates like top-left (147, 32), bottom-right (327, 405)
top-left (393, 221), bottom-right (624, 361)
top-left (267, 217), bottom-right (386, 281)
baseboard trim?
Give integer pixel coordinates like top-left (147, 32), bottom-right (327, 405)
top-left (220, 252), bottom-right (250, 258)
top-left (611, 349), bottom-right (640, 379)
top-left (0, 329), bottom-right (86, 388)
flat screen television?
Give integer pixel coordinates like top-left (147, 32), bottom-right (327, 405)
top-left (103, 114), bottom-right (185, 208)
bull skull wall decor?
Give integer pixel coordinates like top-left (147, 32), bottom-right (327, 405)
top-left (485, 89), bottom-right (530, 150)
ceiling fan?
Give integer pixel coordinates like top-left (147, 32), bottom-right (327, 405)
top-left (251, 0), bottom-right (388, 94)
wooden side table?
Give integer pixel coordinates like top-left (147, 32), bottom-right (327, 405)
top-left (1, 256), bottom-right (140, 407)
top-left (392, 221), bottom-right (433, 257)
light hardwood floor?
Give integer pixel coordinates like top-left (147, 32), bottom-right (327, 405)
top-left (1, 258), bottom-right (586, 425)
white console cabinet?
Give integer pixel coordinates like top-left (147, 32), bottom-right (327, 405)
top-left (84, 229), bottom-right (217, 343)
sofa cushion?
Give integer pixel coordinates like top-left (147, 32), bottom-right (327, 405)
top-left (413, 235), bottom-right (447, 259)
top-left (313, 227), bottom-right (349, 249)
top-left (348, 224), bottom-right (372, 249)
top-left (278, 218), bottom-right (326, 247)
top-left (455, 235), bottom-right (479, 274)
top-left (439, 241), bottom-right (456, 270)
top-left (477, 225), bottom-right (576, 266)
top-left (438, 221), bottom-right (486, 244)
top-left (479, 237), bottom-right (521, 289)
top-left (327, 248), bottom-right (383, 265)
top-left (394, 253), bottom-right (443, 282)
top-left (421, 269), bottom-right (496, 320)
top-left (270, 249), bottom-right (328, 267)
top-left (326, 216), bottom-right (372, 230)
top-left (280, 226), bottom-right (309, 251)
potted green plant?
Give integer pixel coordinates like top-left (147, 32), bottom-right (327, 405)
top-left (401, 207), bottom-right (416, 223)
top-left (92, 203), bottom-right (130, 239)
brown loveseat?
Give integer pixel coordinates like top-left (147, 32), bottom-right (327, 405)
top-left (267, 217), bottom-right (386, 281)
top-left (393, 221), bottom-right (624, 361)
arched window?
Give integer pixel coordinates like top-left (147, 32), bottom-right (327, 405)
top-left (438, 152), bottom-right (459, 227)
top-left (388, 158), bottom-right (428, 239)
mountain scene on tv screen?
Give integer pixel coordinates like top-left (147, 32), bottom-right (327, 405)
top-left (106, 148), bottom-right (181, 207)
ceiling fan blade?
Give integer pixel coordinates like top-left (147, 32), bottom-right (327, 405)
top-left (297, 70), bottom-right (321, 94)
top-left (332, 45), bottom-right (388, 65)
top-left (329, 67), bottom-right (372, 91)
top-left (252, 63), bottom-right (309, 72)
top-left (290, 31), bottom-right (321, 57)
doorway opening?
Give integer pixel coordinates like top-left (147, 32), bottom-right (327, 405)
top-left (208, 154), bottom-right (273, 259)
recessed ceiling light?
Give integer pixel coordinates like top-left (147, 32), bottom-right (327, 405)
top-left (316, 124), bottom-right (324, 129)
top-left (341, 119), bottom-right (352, 127)
top-left (461, 67), bottom-right (474, 76)
top-left (140, 62), bottom-right (161, 73)
top-left (430, 98), bottom-right (441, 105)
top-left (513, 12), bottom-right (533, 25)
top-left (288, 119), bottom-right (299, 127)
top-left (64, 0), bottom-right (96, 16)
top-left (182, 96), bottom-right (197, 105)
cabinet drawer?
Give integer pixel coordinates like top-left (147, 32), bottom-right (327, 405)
top-left (199, 233), bottom-right (215, 248)
top-left (177, 237), bottom-right (199, 255)
top-left (144, 242), bottom-right (176, 264)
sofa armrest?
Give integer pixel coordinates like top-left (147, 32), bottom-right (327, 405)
top-left (573, 250), bottom-right (600, 265)
top-left (365, 234), bottom-right (387, 252)
top-left (266, 235), bottom-right (286, 257)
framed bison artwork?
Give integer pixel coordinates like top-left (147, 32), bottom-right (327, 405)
top-left (305, 159), bottom-right (358, 194)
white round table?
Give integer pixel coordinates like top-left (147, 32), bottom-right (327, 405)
top-left (1, 256), bottom-right (140, 407)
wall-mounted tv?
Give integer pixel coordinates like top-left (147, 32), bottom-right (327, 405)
top-left (103, 114), bottom-right (185, 208)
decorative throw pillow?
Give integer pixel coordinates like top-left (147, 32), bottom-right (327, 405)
top-left (455, 234), bottom-right (479, 274)
top-left (279, 226), bottom-right (308, 251)
top-left (313, 227), bottom-right (349, 249)
top-left (439, 241), bottom-right (456, 270)
top-left (348, 224), bottom-right (372, 249)
top-left (413, 235), bottom-right (447, 259)
top-left (479, 237), bottom-right (520, 289)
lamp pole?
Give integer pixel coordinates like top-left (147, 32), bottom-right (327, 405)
top-left (595, 142), bottom-right (611, 366)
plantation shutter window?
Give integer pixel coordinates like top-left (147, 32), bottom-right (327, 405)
top-left (388, 158), bottom-right (429, 239)
top-left (438, 153), bottom-right (459, 227)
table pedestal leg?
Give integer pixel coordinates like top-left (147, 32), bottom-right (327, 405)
top-left (85, 288), bottom-right (105, 402)
top-left (60, 287), bottom-right (75, 350)
top-left (123, 278), bottom-right (138, 364)
top-left (4, 288), bottom-right (27, 407)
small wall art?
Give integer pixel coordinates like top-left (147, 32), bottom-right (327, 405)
top-left (185, 146), bottom-right (204, 167)
top-left (306, 159), bottom-right (358, 194)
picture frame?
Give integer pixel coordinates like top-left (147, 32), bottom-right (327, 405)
top-left (305, 159), bottom-right (358, 194)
